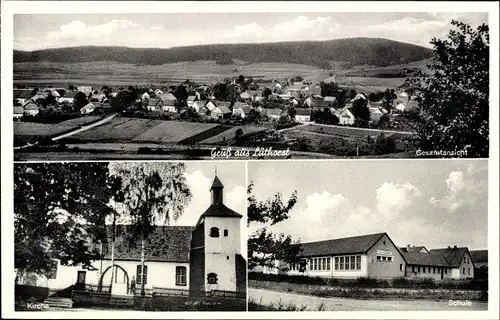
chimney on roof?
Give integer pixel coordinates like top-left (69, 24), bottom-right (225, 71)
top-left (448, 246), bottom-right (451, 249)
top-left (453, 245), bottom-right (457, 249)
top-left (407, 244), bottom-right (410, 249)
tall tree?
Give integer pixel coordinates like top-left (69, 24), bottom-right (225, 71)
top-left (351, 96), bottom-right (370, 125)
top-left (73, 92), bottom-right (88, 110)
top-left (109, 163), bottom-right (192, 295)
top-left (402, 20), bottom-right (489, 157)
top-left (247, 183), bottom-right (302, 272)
top-left (14, 163), bottom-right (111, 281)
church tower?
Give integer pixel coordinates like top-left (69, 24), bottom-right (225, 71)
top-left (189, 172), bottom-right (244, 295)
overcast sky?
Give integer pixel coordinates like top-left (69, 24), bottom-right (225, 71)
top-left (14, 12), bottom-right (488, 51)
top-left (248, 160), bottom-right (488, 250)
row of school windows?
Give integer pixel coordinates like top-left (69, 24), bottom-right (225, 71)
top-left (135, 266), bottom-right (219, 286)
top-left (209, 227), bottom-right (229, 238)
top-left (411, 265), bottom-right (450, 274)
top-left (291, 255), bottom-right (362, 271)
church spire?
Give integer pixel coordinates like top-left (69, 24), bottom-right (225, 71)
top-left (210, 170), bottom-right (224, 204)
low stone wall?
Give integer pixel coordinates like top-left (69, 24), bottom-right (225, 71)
top-left (249, 280), bottom-right (488, 301)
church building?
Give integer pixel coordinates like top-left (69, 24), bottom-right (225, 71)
top-left (35, 174), bottom-right (246, 296)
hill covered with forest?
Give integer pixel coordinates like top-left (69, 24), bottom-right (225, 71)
top-left (14, 37), bottom-right (433, 69)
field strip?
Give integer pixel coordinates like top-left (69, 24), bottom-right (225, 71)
top-left (306, 123), bottom-right (415, 135)
top-left (52, 114), bottom-right (117, 141)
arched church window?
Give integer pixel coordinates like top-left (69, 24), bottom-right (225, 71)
top-left (210, 227), bottom-right (220, 237)
top-left (207, 273), bottom-right (218, 284)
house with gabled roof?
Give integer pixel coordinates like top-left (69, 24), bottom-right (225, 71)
top-left (429, 247), bottom-right (474, 279)
top-left (34, 175), bottom-right (245, 297)
top-left (210, 102), bottom-right (232, 120)
top-left (147, 98), bottom-right (163, 112)
top-left (14, 89), bottom-right (33, 106)
top-left (58, 91), bottom-right (78, 104)
top-left (399, 245), bottom-right (475, 280)
top-left (187, 95), bottom-right (198, 108)
top-left (23, 101), bottom-right (40, 116)
top-left (193, 100), bottom-right (208, 114)
top-left (232, 102), bottom-right (253, 119)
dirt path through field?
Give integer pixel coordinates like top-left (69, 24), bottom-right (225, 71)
top-left (52, 113), bottom-right (117, 141)
top-left (249, 288), bottom-right (488, 311)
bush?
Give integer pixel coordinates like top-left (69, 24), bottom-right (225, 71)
top-left (15, 284), bottom-right (49, 302)
top-left (356, 277), bottom-right (390, 288)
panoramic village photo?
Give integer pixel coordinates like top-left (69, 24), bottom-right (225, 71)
top-left (12, 12), bottom-right (489, 161)
top-left (247, 160), bottom-right (488, 311)
top-left (14, 161), bottom-right (247, 311)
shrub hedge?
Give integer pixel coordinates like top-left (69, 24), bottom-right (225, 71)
top-left (248, 272), bottom-right (488, 291)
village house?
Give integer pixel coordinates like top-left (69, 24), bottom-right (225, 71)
top-left (187, 95), bottom-right (198, 108)
top-left (232, 102), bottom-right (253, 119)
top-left (80, 102), bottom-right (96, 115)
top-left (210, 101), bottom-right (232, 120)
top-left (400, 245), bottom-right (475, 280)
top-left (264, 108), bottom-right (285, 120)
top-left (294, 108), bottom-right (311, 122)
top-left (255, 232), bottom-right (479, 281)
top-left (77, 86), bottom-right (93, 96)
top-left (23, 101), bottom-right (40, 116)
top-left (147, 98), bottom-right (163, 112)
top-left (141, 92), bottom-right (150, 100)
top-left (158, 93), bottom-right (177, 112)
top-left (470, 250), bottom-right (488, 279)
top-left (239, 92), bottom-right (252, 101)
top-left (369, 107), bottom-right (384, 122)
top-left (154, 89), bottom-right (164, 96)
top-left (14, 89), bottom-right (33, 106)
top-left (14, 106), bottom-right (24, 119)
top-left (192, 100), bottom-right (208, 114)
top-left (29, 175), bottom-right (246, 296)
top-left (338, 107), bottom-right (356, 125)
top-left (89, 93), bottom-right (107, 103)
top-left (58, 91), bottom-right (78, 104)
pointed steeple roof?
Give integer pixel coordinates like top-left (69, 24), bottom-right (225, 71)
top-left (210, 175), bottom-right (224, 191)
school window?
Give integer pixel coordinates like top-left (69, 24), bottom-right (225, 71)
top-left (176, 266), bottom-right (187, 286)
top-left (417, 266), bottom-right (421, 273)
top-left (334, 255), bottom-right (362, 271)
top-left (428, 267), bottom-right (431, 273)
top-left (387, 256), bottom-right (393, 262)
top-left (412, 266), bottom-right (416, 273)
top-left (224, 229), bottom-right (228, 237)
top-left (468, 268), bottom-right (470, 275)
top-left (400, 264), bottom-right (403, 271)
top-left (210, 227), bottom-right (219, 237)
top-left (433, 267), bottom-right (436, 274)
top-left (326, 258), bottom-right (331, 271)
top-left (136, 265), bottom-right (148, 285)
top-left (207, 273), bottom-right (218, 284)
top-left (382, 256), bottom-right (387, 262)
top-left (322, 258), bottom-right (327, 271)
top-left (422, 267), bottom-right (425, 273)
top-left (463, 268), bottom-right (466, 274)
top-left (445, 268), bottom-right (448, 274)
top-left (376, 256), bottom-right (381, 261)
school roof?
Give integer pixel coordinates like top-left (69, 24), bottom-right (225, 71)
top-left (429, 247), bottom-right (469, 268)
top-left (469, 250), bottom-right (488, 264)
top-left (298, 232), bottom-right (387, 257)
top-left (400, 251), bottom-right (451, 267)
top-left (104, 225), bottom-right (194, 263)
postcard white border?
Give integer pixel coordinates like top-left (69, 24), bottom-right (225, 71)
top-left (2, 1), bottom-right (499, 319)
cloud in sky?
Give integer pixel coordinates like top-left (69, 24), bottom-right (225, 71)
top-left (46, 19), bottom-right (139, 42)
top-left (254, 162), bottom-right (488, 249)
top-left (14, 12), bottom-right (489, 51)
